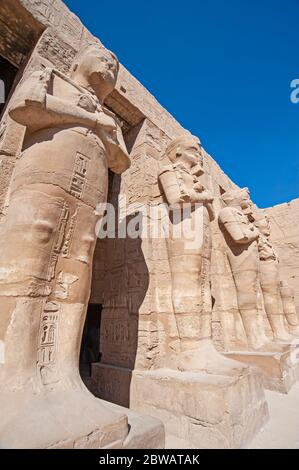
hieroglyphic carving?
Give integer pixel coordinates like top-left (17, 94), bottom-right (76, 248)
top-left (37, 301), bottom-right (60, 385)
top-left (37, 29), bottom-right (77, 74)
top-left (62, 207), bottom-right (78, 257)
top-left (105, 268), bottom-right (127, 308)
top-left (103, 321), bottom-right (130, 345)
top-left (100, 312), bottom-right (138, 368)
top-left (47, 204), bottom-right (69, 280)
top-left (70, 152), bottom-right (89, 199)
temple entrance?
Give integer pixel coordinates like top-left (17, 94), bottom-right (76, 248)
top-left (0, 57), bottom-right (18, 117)
top-left (0, 0), bottom-right (43, 119)
top-left (79, 303), bottom-right (102, 381)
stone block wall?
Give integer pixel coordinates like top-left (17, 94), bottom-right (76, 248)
top-left (0, 0), bottom-right (297, 374)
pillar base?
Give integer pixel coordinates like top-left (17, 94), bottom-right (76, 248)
top-left (0, 386), bottom-right (164, 449)
top-left (92, 364), bottom-right (269, 449)
top-left (225, 346), bottom-right (299, 393)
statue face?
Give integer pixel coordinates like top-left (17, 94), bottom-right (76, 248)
top-left (178, 141), bottom-right (202, 167)
top-left (239, 188), bottom-right (251, 209)
top-left (255, 216), bottom-right (270, 237)
top-left (222, 188), bottom-right (251, 209)
top-left (75, 46), bottom-right (119, 97)
top-left (90, 48), bottom-right (118, 86)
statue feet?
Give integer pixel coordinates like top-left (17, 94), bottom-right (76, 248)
top-left (176, 340), bottom-right (248, 377)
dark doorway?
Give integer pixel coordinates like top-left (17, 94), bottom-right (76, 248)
top-left (0, 0), bottom-right (44, 119)
top-left (79, 304), bottom-right (102, 380)
top-left (0, 57), bottom-right (18, 117)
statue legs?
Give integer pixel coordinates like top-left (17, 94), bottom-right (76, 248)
top-left (0, 165), bottom-right (129, 447)
top-left (280, 281), bottom-right (299, 336)
top-left (259, 261), bottom-right (294, 341)
top-left (228, 247), bottom-right (291, 351)
top-left (226, 241), bottom-right (273, 350)
top-left (166, 206), bottom-right (247, 375)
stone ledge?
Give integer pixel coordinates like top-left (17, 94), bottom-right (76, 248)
top-left (225, 347), bottom-right (299, 393)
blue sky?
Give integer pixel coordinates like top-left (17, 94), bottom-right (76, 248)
top-left (64, 0), bottom-right (299, 208)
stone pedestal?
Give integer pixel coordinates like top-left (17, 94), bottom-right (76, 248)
top-left (0, 386), bottom-right (164, 449)
top-left (225, 346), bottom-right (299, 393)
top-left (101, 400), bottom-right (165, 449)
top-left (92, 364), bottom-right (269, 449)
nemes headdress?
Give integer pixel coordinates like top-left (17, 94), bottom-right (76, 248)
top-left (221, 188), bottom-right (248, 206)
top-left (70, 41), bottom-right (119, 74)
top-left (165, 134), bottom-right (201, 163)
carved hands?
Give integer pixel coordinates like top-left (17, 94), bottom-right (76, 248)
top-left (219, 207), bottom-right (260, 245)
top-left (190, 182), bottom-right (214, 204)
top-left (247, 224), bottom-right (259, 241)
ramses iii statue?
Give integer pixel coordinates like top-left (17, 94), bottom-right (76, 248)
top-left (159, 136), bottom-right (246, 375)
top-left (0, 43), bottom-right (131, 448)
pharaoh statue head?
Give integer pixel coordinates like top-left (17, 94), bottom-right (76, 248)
top-left (221, 187), bottom-right (251, 209)
top-left (70, 42), bottom-right (119, 101)
top-left (165, 135), bottom-right (203, 170)
top-left (251, 210), bottom-right (271, 237)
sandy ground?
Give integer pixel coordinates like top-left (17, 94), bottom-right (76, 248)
top-left (166, 382), bottom-right (299, 449)
top-left (248, 382), bottom-right (299, 449)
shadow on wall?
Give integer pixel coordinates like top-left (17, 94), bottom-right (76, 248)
top-left (80, 173), bottom-right (150, 407)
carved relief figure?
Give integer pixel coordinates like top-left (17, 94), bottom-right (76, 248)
top-left (0, 43), bottom-right (130, 448)
top-left (159, 136), bottom-right (246, 375)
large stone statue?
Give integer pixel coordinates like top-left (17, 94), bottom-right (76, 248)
top-left (218, 188), bottom-right (269, 349)
top-left (219, 189), bottom-right (299, 393)
top-left (0, 43), bottom-right (132, 448)
top-left (159, 136), bottom-right (245, 375)
top-left (250, 209), bottom-right (299, 339)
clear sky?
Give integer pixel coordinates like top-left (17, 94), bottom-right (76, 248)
top-left (64, 0), bottom-right (299, 208)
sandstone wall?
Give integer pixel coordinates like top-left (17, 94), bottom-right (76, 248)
top-left (0, 0), bottom-right (239, 375)
top-left (1, 0), bottom-right (297, 374)
top-left (0, 0), bottom-right (236, 220)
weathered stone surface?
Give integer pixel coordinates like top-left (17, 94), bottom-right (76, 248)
top-left (92, 135), bottom-right (270, 446)
top-left (92, 365), bottom-right (268, 449)
top-left (0, 40), bottom-right (161, 450)
top-left (0, 0), bottom-right (298, 450)
top-left (225, 347), bottom-right (299, 394)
